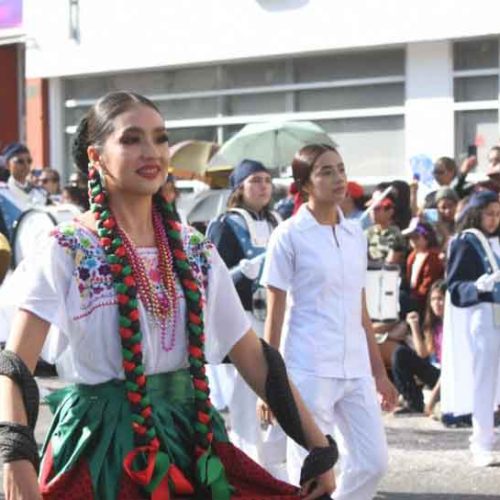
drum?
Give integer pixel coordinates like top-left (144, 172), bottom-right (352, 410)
top-left (365, 263), bottom-right (401, 322)
top-left (11, 204), bottom-right (82, 267)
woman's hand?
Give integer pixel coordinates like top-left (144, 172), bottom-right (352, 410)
top-left (405, 311), bottom-right (420, 329)
top-left (375, 373), bottom-right (398, 412)
top-left (256, 397), bottom-right (275, 426)
top-left (300, 468), bottom-right (336, 499)
top-left (3, 460), bottom-right (41, 500)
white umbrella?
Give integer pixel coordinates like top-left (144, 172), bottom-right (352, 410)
top-left (210, 121), bottom-right (337, 170)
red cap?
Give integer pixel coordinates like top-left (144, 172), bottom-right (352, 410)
top-left (346, 181), bottom-right (364, 199)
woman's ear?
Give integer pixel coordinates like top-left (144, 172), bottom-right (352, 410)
top-left (87, 145), bottom-right (100, 165)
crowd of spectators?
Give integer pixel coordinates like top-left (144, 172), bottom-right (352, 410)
top-left (276, 144), bottom-right (500, 426)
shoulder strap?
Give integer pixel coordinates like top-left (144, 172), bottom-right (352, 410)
top-left (269, 210), bottom-right (283, 226)
top-left (462, 229), bottom-right (498, 272)
top-left (227, 208), bottom-right (259, 244)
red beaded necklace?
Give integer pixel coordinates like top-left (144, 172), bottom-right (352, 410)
top-left (117, 209), bottom-right (178, 352)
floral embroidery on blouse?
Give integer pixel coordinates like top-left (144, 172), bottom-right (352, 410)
top-left (50, 222), bottom-right (214, 314)
top-left (182, 226), bottom-right (213, 293)
top-left (50, 224), bottom-right (115, 310)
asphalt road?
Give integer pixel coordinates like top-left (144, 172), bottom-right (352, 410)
top-left (1, 377), bottom-right (499, 499)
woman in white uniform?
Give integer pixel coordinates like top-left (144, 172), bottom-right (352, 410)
top-left (261, 143), bottom-right (397, 499)
top-left (207, 159), bottom-right (286, 478)
top-left (441, 190), bottom-right (500, 467)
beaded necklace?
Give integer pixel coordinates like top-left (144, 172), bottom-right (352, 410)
top-left (88, 162), bottom-right (221, 496)
top-left (117, 210), bottom-right (178, 352)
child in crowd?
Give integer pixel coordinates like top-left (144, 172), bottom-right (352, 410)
top-left (403, 219), bottom-right (444, 318)
top-left (392, 280), bottom-right (446, 415)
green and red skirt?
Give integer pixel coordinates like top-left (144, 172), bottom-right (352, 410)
top-left (38, 370), bottom-right (300, 499)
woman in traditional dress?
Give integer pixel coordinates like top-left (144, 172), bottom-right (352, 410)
top-left (441, 190), bottom-right (500, 467)
top-left (261, 143), bottom-right (398, 499)
top-left (207, 159), bottom-right (285, 478)
top-left (0, 92), bottom-right (335, 499)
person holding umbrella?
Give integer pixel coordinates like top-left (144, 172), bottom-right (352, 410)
top-left (261, 143), bottom-right (397, 499)
top-left (206, 159), bottom-right (286, 479)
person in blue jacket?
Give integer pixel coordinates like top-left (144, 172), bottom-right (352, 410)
top-left (443, 190), bottom-right (500, 467)
top-left (206, 159), bottom-right (286, 478)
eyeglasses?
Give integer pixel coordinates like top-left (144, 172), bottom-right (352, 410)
top-left (433, 169), bottom-right (446, 177)
top-left (40, 178), bottom-right (57, 184)
top-left (12, 157), bottom-right (33, 166)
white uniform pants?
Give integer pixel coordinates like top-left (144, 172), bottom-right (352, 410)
top-left (469, 306), bottom-right (500, 453)
top-left (227, 313), bottom-right (288, 480)
top-left (287, 370), bottom-right (388, 500)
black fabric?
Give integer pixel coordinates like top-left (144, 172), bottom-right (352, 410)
top-left (0, 350), bottom-right (39, 429)
top-left (260, 339), bottom-right (307, 449)
top-left (0, 422), bottom-right (39, 471)
top-left (391, 344), bottom-right (440, 412)
top-left (446, 236), bottom-right (493, 308)
top-left (299, 434), bottom-right (339, 489)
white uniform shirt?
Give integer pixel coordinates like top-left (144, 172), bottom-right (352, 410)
top-left (9, 222), bottom-right (250, 384)
top-left (261, 204), bottom-right (371, 378)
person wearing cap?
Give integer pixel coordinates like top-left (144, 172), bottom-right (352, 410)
top-left (441, 190), bottom-right (500, 467)
top-left (206, 158), bottom-right (285, 477)
top-left (365, 193), bottom-right (407, 265)
top-left (340, 181), bottom-right (371, 229)
top-left (423, 156), bottom-right (476, 209)
top-left (1, 143), bottom-right (33, 206)
top-left (402, 219), bottom-right (444, 317)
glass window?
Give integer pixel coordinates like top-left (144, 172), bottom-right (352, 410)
top-left (226, 92), bottom-right (287, 115)
top-left (168, 127), bottom-right (218, 144)
top-left (65, 66), bottom-right (220, 101)
top-left (454, 38), bottom-right (499, 71)
top-left (297, 83), bottom-right (404, 112)
top-left (320, 116), bottom-right (405, 178)
top-left (455, 110), bottom-right (499, 172)
top-left (294, 49), bottom-right (405, 82)
top-left (156, 98), bottom-right (218, 121)
top-left (454, 76), bottom-right (499, 102)
top-left (223, 60), bottom-right (289, 88)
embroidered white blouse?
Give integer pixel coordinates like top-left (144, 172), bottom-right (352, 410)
top-left (9, 222), bottom-right (250, 385)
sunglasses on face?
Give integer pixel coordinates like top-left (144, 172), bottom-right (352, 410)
top-left (12, 157), bottom-right (33, 165)
top-left (40, 178), bottom-right (57, 184)
top-left (433, 169), bottom-right (446, 176)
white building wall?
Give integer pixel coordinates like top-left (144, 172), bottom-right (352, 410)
top-left (405, 41), bottom-right (454, 166)
top-left (24, 0), bottom-right (500, 78)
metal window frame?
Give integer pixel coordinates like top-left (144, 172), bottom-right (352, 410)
top-left (64, 75), bottom-right (405, 109)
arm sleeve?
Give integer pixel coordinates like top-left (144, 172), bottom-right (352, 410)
top-left (261, 226), bottom-right (294, 291)
top-left (14, 233), bottom-right (73, 330)
top-left (416, 253), bottom-right (444, 299)
top-left (391, 229), bottom-right (407, 253)
top-left (204, 246), bottom-right (251, 364)
top-left (446, 237), bottom-right (492, 307)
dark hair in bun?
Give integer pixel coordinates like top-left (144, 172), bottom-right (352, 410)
top-left (71, 91), bottom-right (161, 173)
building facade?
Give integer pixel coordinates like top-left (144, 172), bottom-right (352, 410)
top-left (18, 0), bottom-right (500, 181)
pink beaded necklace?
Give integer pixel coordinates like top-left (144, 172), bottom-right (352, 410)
top-left (117, 210), bottom-right (178, 352)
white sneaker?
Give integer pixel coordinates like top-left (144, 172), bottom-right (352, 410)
top-left (472, 450), bottom-right (495, 467)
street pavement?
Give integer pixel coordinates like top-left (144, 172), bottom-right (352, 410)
top-left (1, 377), bottom-right (499, 499)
